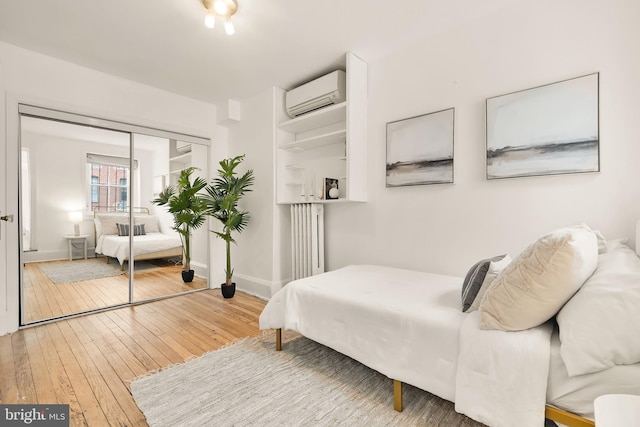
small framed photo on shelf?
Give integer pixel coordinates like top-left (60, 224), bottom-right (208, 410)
top-left (323, 177), bottom-right (339, 200)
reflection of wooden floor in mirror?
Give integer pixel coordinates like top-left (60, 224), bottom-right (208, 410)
top-left (23, 260), bottom-right (208, 324)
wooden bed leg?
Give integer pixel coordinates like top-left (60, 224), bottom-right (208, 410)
top-left (393, 380), bottom-right (403, 412)
top-left (276, 328), bottom-right (282, 351)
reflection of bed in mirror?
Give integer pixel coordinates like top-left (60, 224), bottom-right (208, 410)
top-left (93, 207), bottom-right (182, 270)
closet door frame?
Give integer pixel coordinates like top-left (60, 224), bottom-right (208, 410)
top-left (14, 103), bottom-right (211, 326)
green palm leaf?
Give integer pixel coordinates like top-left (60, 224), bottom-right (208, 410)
top-left (203, 155), bottom-right (254, 285)
top-left (151, 167), bottom-right (209, 272)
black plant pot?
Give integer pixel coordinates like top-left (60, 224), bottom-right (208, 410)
top-left (221, 283), bottom-right (236, 299)
top-left (182, 270), bottom-right (195, 283)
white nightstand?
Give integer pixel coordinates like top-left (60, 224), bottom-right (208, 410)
top-left (63, 235), bottom-right (89, 261)
top-left (594, 394), bottom-right (640, 427)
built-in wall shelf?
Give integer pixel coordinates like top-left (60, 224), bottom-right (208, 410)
top-left (279, 129), bottom-right (346, 151)
top-left (275, 52), bottom-right (367, 204)
top-left (170, 152), bottom-right (190, 162)
top-left (168, 141), bottom-right (191, 186)
top-left (287, 198), bottom-right (350, 205)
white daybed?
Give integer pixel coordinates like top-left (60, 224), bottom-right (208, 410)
top-left (259, 227), bottom-right (640, 427)
top-left (93, 208), bottom-right (182, 270)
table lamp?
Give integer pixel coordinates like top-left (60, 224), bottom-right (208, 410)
top-left (68, 211), bottom-right (83, 236)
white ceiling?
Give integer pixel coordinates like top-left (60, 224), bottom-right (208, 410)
top-left (0, 0), bottom-right (518, 107)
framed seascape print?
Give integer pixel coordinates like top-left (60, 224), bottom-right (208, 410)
top-left (386, 108), bottom-right (454, 187)
top-left (486, 73), bottom-right (599, 180)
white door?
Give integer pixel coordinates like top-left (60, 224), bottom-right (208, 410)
top-left (0, 95), bottom-right (7, 333)
top-left (0, 90), bottom-right (20, 335)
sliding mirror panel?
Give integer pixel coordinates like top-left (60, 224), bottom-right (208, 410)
top-left (20, 115), bottom-right (132, 324)
top-left (131, 135), bottom-right (208, 302)
top-left (19, 107), bottom-right (211, 325)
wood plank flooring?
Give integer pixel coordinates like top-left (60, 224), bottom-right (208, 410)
top-left (23, 259), bottom-right (207, 324)
top-left (0, 290), bottom-right (266, 426)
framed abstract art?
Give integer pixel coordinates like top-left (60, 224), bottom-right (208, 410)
top-left (386, 108), bottom-right (454, 187)
top-left (486, 73), bottom-right (599, 180)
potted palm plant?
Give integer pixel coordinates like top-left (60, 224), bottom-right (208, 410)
top-left (152, 167), bottom-right (208, 282)
top-left (205, 155), bottom-right (255, 298)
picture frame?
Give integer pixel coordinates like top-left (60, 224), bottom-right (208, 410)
top-left (323, 177), bottom-right (339, 199)
top-left (386, 108), bottom-right (455, 187)
top-left (486, 73), bottom-right (599, 180)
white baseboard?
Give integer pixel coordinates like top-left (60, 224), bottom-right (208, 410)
top-left (190, 260), bottom-right (207, 279)
top-left (232, 273), bottom-right (286, 301)
top-left (23, 248), bottom-right (98, 263)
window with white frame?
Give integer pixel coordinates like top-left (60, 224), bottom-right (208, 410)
top-left (86, 153), bottom-right (137, 212)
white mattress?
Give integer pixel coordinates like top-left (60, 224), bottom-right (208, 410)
top-left (259, 264), bottom-right (466, 402)
top-left (96, 232), bottom-right (182, 265)
top-left (260, 264), bottom-right (640, 420)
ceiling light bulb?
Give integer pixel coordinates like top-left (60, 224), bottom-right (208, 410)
top-left (204, 12), bottom-right (215, 28)
top-left (213, 0), bottom-right (228, 15)
top-left (224, 19), bottom-right (235, 35)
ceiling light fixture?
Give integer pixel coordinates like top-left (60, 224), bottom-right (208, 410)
top-left (202, 0), bottom-right (238, 35)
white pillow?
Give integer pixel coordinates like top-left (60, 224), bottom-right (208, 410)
top-left (593, 229), bottom-right (608, 254)
top-left (557, 241), bottom-right (640, 376)
top-left (479, 225), bottom-right (598, 331)
top-left (94, 217), bottom-right (103, 237)
top-left (95, 214), bottom-right (127, 236)
top-left (135, 215), bottom-right (160, 233)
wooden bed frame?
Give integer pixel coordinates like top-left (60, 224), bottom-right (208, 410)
top-left (274, 329), bottom-right (595, 427)
top-left (93, 206), bottom-right (183, 270)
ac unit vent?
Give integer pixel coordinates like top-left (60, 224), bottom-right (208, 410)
top-left (286, 70), bottom-right (346, 117)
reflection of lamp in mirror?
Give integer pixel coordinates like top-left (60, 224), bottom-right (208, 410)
top-left (68, 211), bottom-right (83, 236)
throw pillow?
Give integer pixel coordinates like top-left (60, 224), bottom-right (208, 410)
top-left (461, 254), bottom-right (509, 312)
top-left (116, 223), bottom-right (146, 236)
top-left (479, 225), bottom-right (598, 331)
top-left (469, 254), bottom-right (512, 312)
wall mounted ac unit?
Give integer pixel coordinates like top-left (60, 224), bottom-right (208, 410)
top-left (285, 70), bottom-right (346, 117)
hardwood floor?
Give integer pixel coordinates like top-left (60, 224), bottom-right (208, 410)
top-left (1, 290), bottom-right (267, 426)
top-left (23, 259), bottom-right (207, 324)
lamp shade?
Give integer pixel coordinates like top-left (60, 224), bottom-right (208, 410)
top-left (68, 211), bottom-right (83, 223)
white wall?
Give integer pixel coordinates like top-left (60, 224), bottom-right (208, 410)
top-left (226, 88), bottom-right (290, 298)
top-left (21, 130), bottom-right (161, 262)
top-left (231, 0), bottom-right (640, 295)
top-left (324, 0), bottom-right (640, 276)
top-left (0, 41), bottom-right (223, 335)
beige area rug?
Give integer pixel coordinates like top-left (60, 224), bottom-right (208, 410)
top-left (37, 258), bottom-right (173, 284)
top-left (131, 332), bottom-right (486, 427)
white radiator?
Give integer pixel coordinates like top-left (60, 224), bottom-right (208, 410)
top-left (290, 203), bottom-right (325, 280)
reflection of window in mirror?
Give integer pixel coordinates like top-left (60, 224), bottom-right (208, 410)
top-left (91, 176), bottom-right (99, 203)
top-left (21, 148), bottom-right (32, 251)
top-left (86, 154), bottom-right (137, 213)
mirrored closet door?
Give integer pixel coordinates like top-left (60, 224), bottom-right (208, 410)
top-left (130, 135), bottom-right (209, 303)
top-left (19, 107), bottom-right (210, 325)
